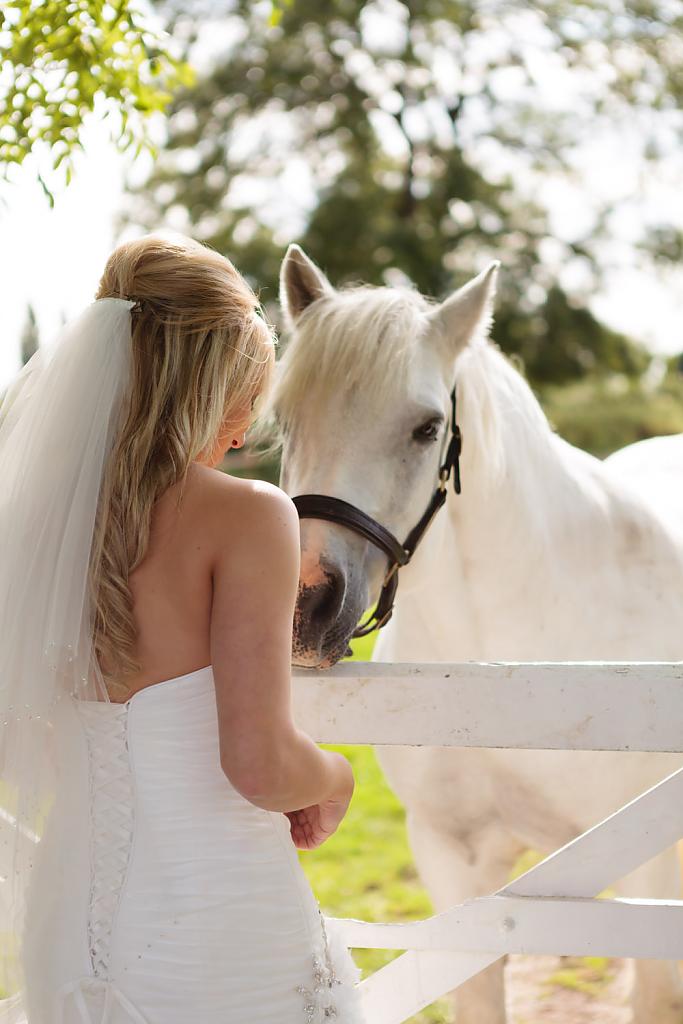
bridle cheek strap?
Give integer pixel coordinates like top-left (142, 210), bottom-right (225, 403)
top-left (291, 386), bottom-right (462, 638)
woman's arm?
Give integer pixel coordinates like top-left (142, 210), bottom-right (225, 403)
top-left (209, 479), bottom-right (353, 812)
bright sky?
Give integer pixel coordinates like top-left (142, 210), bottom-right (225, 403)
top-left (0, 114), bottom-right (138, 387)
top-left (2, 9), bottom-right (682, 389)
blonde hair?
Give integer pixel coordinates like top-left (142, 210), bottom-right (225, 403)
top-left (90, 232), bottom-right (276, 699)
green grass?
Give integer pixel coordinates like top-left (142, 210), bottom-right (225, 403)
top-left (297, 626), bottom-right (457, 1022)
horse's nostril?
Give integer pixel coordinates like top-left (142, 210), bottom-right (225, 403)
top-left (298, 567), bottom-right (345, 633)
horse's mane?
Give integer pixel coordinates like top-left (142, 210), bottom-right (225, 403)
top-left (270, 283), bottom-right (434, 424)
top-left (455, 340), bottom-right (556, 485)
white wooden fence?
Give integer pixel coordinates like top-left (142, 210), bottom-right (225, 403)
top-left (291, 661), bottom-right (683, 1024)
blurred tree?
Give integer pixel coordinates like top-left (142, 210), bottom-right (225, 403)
top-left (20, 302), bottom-right (39, 366)
top-left (496, 286), bottom-right (651, 383)
top-left (0, 303), bottom-right (40, 425)
top-left (0, 0), bottom-right (195, 205)
top-left (120, 0), bottom-right (681, 387)
top-left (540, 367), bottom-right (683, 457)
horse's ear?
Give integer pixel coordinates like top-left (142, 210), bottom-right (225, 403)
top-left (280, 244), bottom-right (334, 326)
top-left (428, 261), bottom-right (500, 354)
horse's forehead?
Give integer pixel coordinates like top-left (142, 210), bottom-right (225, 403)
top-left (274, 294), bottom-right (452, 464)
top-left (297, 338), bottom-right (445, 417)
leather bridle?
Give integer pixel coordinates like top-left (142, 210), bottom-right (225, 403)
top-left (291, 386), bottom-right (462, 637)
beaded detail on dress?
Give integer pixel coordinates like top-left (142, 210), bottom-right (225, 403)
top-left (296, 908), bottom-right (345, 1022)
top-left (74, 700), bottom-right (135, 978)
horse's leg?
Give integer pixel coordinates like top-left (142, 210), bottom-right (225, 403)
top-left (405, 809), bottom-right (524, 1024)
top-left (613, 844), bottom-right (683, 1024)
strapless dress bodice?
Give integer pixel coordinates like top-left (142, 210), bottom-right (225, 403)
top-left (20, 665), bottom-right (365, 1024)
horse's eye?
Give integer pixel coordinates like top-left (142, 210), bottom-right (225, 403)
top-left (412, 419), bottom-right (441, 443)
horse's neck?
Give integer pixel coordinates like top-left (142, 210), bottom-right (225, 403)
top-left (393, 448), bottom-right (595, 660)
top-left (386, 351), bottom-right (683, 662)
top-left (449, 435), bottom-right (605, 654)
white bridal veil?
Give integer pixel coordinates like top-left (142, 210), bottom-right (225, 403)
top-left (0, 297), bottom-right (136, 1019)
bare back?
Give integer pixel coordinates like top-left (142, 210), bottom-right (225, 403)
top-left (107, 461), bottom-right (247, 702)
top-left (104, 457), bottom-right (313, 810)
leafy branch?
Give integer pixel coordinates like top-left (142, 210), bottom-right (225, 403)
top-left (0, 0), bottom-right (196, 203)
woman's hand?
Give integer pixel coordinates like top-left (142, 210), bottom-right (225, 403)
top-left (285, 752), bottom-right (354, 850)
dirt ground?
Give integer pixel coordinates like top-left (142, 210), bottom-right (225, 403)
top-left (505, 954), bottom-right (633, 1023)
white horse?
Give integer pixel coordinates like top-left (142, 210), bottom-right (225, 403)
top-left (268, 243), bottom-right (683, 1024)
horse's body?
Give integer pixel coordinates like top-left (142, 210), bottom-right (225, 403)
top-left (371, 384), bottom-right (683, 1024)
top-left (272, 245), bottom-right (683, 1023)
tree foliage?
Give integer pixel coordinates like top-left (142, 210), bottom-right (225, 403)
top-left (19, 302), bottom-right (38, 366)
top-left (0, 0), bottom-right (196, 204)
top-left (122, 0), bottom-right (682, 384)
top-left (540, 363), bottom-right (683, 457)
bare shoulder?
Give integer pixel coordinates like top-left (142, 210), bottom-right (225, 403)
top-left (197, 464), bottom-right (300, 565)
top-left (201, 464), bottom-right (298, 528)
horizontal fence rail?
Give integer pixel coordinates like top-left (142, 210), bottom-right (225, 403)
top-left (335, 893), bottom-right (683, 960)
top-left (291, 661), bottom-right (683, 752)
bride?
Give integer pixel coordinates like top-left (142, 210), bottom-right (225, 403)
top-left (0, 233), bottom-right (365, 1023)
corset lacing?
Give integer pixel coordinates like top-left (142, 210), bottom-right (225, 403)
top-left (54, 700), bottom-right (149, 1023)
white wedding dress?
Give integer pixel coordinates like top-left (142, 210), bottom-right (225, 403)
top-left (19, 664), bottom-right (367, 1024)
